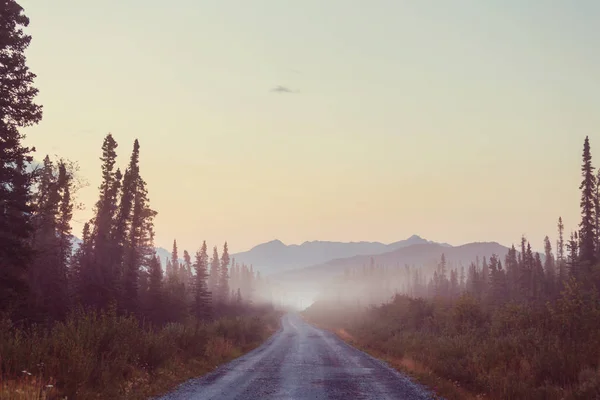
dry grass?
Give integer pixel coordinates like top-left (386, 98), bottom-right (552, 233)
top-left (0, 308), bottom-right (281, 400)
top-left (304, 290), bottom-right (600, 400)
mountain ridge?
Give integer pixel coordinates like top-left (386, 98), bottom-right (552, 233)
top-left (230, 235), bottom-right (451, 275)
top-left (273, 241), bottom-right (514, 283)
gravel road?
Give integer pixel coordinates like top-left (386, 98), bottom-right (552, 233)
top-left (155, 313), bottom-right (438, 400)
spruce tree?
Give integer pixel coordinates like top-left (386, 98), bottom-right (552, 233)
top-left (0, 0), bottom-right (43, 316)
top-left (87, 134), bottom-right (120, 309)
top-left (193, 241), bottom-right (211, 320)
top-left (166, 258), bottom-right (173, 279)
top-left (171, 239), bottom-right (179, 278)
top-left (209, 246), bottom-right (220, 297)
top-left (122, 141), bottom-right (156, 313)
top-left (218, 242), bottom-right (230, 303)
top-left (557, 217), bottom-right (565, 262)
top-left (30, 157), bottom-right (66, 320)
top-left (56, 162), bottom-right (73, 272)
top-left (579, 136), bottom-right (597, 266)
top-left (147, 254), bottom-right (163, 324)
top-left (183, 250), bottom-right (193, 289)
top-left (543, 236), bottom-right (556, 295)
top-left (533, 252), bottom-right (545, 301)
top-left (70, 222), bottom-right (92, 305)
top-left (114, 140), bottom-right (139, 298)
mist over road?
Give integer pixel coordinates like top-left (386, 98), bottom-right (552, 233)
top-left (156, 313), bottom-right (435, 400)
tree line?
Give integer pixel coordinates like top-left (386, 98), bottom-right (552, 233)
top-left (306, 136), bottom-right (600, 399)
top-left (0, 1), bottom-right (270, 327)
top-left (328, 137), bottom-right (598, 310)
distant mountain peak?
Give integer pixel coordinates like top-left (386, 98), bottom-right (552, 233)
top-left (250, 239), bottom-right (286, 251)
top-left (407, 234), bottom-right (423, 240)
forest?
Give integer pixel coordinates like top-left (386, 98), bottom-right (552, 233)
top-left (304, 136), bottom-right (600, 399)
top-left (0, 3), bottom-right (278, 399)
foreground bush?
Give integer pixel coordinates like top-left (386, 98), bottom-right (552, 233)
top-left (304, 281), bottom-right (600, 400)
top-left (0, 306), bottom-right (280, 399)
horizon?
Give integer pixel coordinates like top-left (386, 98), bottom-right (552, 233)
top-left (3, 2), bottom-right (600, 398)
top-left (157, 234), bottom-right (530, 256)
top-left (19, 0), bottom-right (593, 254)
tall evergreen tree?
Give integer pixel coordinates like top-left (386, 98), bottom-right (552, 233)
top-left (218, 242), bottom-right (230, 303)
top-left (557, 217), bottom-right (568, 284)
top-left (209, 246), bottom-right (220, 300)
top-left (579, 136), bottom-right (596, 266)
top-left (114, 140), bottom-right (139, 295)
top-left (193, 241), bottom-right (211, 320)
top-left (183, 250), bottom-right (192, 287)
top-left (30, 157), bottom-right (68, 320)
top-left (70, 222), bottom-right (92, 305)
top-left (557, 217), bottom-right (565, 262)
top-left (122, 141), bottom-right (156, 313)
top-left (87, 134), bottom-right (120, 309)
top-left (146, 254), bottom-right (163, 324)
top-left (56, 162), bottom-right (73, 272)
top-left (171, 239), bottom-right (179, 278)
top-left (543, 236), bottom-right (556, 295)
top-left (0, 0), bottom-right (43, 315)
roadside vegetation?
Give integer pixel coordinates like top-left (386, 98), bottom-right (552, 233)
top-left (305, 136), bottom-right (600, 400)
top-left (0, 2), bottom-right (280, 399)
top-left (1, 306), bottom-right (280, 400)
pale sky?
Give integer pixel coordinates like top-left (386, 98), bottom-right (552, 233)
top-left (19, 0), bottom-right (598, 253)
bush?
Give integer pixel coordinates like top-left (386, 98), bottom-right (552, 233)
top-left (304, 291), bottom-right (600, 400)
top-left (0, 308), bottom-right (280, 399)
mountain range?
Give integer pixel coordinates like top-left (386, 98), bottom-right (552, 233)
top-left (74, 235), bottom-right (519, 284)
top-left (229, 235), bottom-right (452, 275)
top-left (273, 241), bottom-right (512, 284)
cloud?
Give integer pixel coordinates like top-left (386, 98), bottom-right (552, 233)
top-left (270, 85), bottom-right (296, 94)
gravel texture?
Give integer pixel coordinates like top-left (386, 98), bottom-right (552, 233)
top-left (155, 313), bottom-right (438, 400)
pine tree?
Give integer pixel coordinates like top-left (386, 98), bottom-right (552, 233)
top-left (449, 269), bottom-right (458, 298)
top-left (166, 258), bottom-right (173, 279)
top-left (489, 254), bottom-right (507, 306)
top-left (165, 238), bottom-right (185, 320)
top-left (218, 242), bottom-right (230, 303)
top-left (0, 0), bottom-right (43, 316)
top-left (171, 239), bottom-right (179, 279)
top-left (533, 252), bottom-right (545, 301)
top-left (122, 142), bottom-right (156, 314)
top-left (505, 245), bottom-right (519, 300)
top-left (543, 236), bottom-right (556, 296)
top-left (567, 232), bottom-right (579, 272)
top-left (147, 254), bottom-right (163, 324)
top-left (56, 162), bottom-right (73, 272)
top-left (70, 222), bottom-right (92, 305)
top-left (209, 246), bottom-right (220, 297)
top-left (183, 250), bottom-right (192, 288)
top-left (87, 134), bottom-right (120, 309)
top-left (114, 140), bottom-right (139, 302)
top-left (30, 157), bottom-right (68, 320)
top-left (481, 256), bottom-right (489, 297)
top-left (557, 217), bottom-right (565, 262)
top-left (193, 241), bottom-right (211, 320)
top-left (579, 136), bottom-right (597, 266)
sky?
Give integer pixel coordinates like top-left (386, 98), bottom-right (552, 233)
top-left (18, 0), bottom-right (599, 253)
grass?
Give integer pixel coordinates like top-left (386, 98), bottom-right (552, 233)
top-left (303, 290), bottom-right (600, 400)
top-left (0, 307), bottom-right (281, 400)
